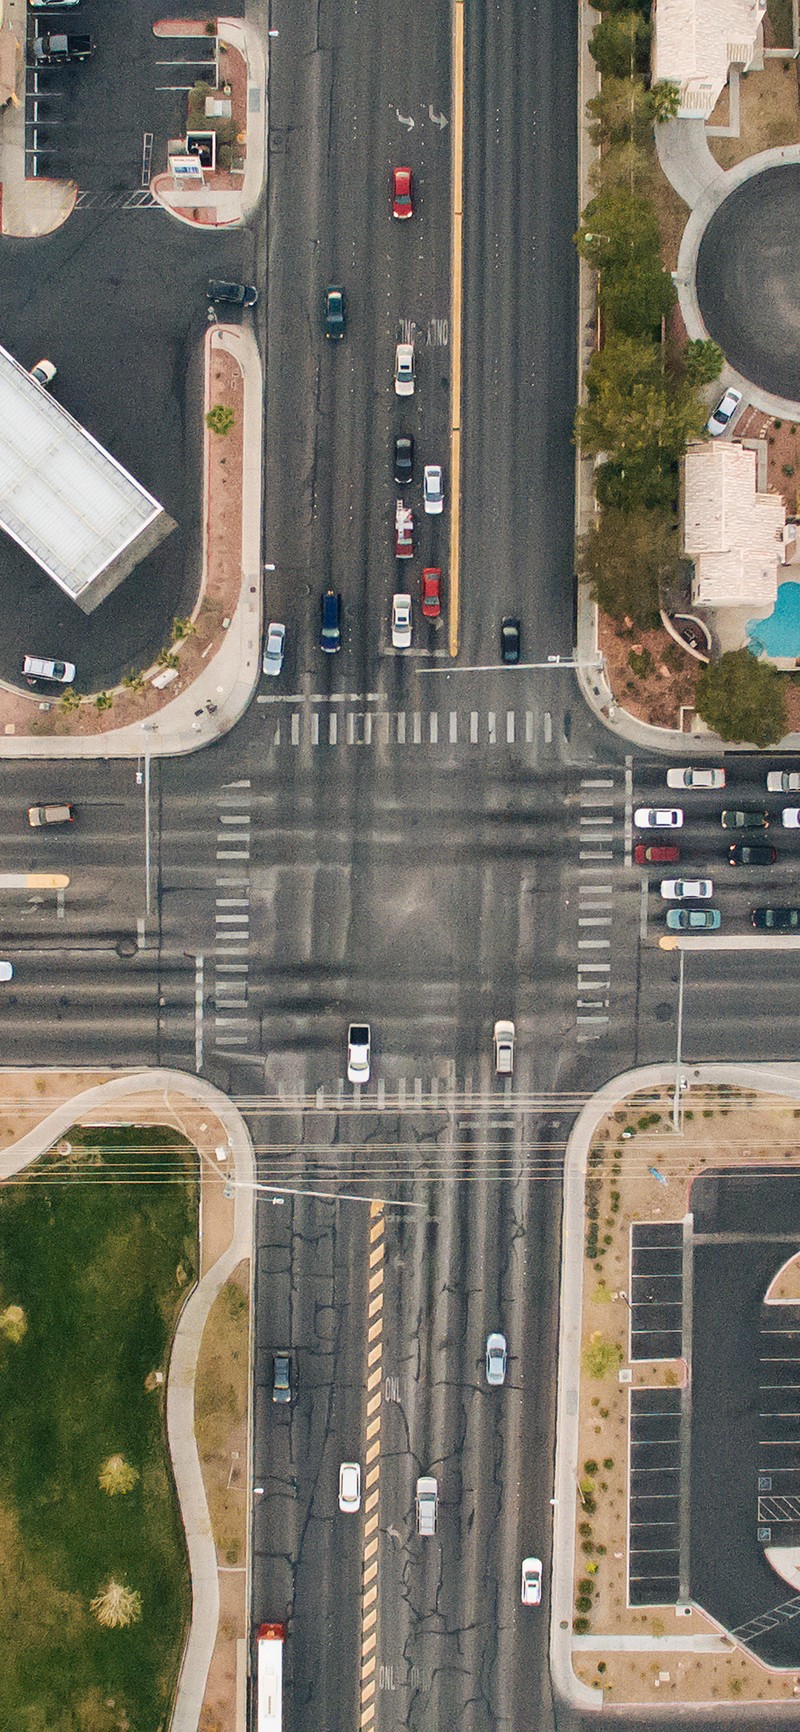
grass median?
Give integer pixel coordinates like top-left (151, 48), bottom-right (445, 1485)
top-left (0, 1124), bottom-right (196, 1731)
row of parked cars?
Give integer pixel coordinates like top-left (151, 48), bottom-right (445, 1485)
top-left (636, 766), bottom-right (800, 930)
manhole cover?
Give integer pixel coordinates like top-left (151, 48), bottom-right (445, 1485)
top-left (117, 937), bottom-right (137, 959)
top-left (654, 1002), bottom-right (674, 1023)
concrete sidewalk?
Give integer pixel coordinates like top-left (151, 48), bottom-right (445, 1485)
top-left (0, 1068), bottom-right (257, 1732)
top-left (551, 1060), bottom-right (800, 1715)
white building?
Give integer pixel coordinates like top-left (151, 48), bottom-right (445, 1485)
top-left (0, 343), bottom-right (174, 613)
top-left (652, 0), bottom-right (766, 120)
top-left (682, 440), bottom-right (787, 608)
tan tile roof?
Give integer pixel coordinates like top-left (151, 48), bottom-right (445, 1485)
top-left (683, 440), bottom-right (785, 606)
top-left (652, 0), bottom-right (766, 117)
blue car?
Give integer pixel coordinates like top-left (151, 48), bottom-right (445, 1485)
top-left (666, 908), bottom-right (721, 931)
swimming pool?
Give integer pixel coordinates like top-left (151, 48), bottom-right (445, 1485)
top-left (747, 582), bottom-right (800, 658)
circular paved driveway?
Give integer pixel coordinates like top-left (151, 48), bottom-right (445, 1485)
top-left (696, 165), bottom-right (800, 401)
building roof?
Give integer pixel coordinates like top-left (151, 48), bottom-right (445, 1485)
top-left (683, 439), bottom-right (785, 607)
top-left (0, 342), bottom-right (168, 605)
top-left (652, 0), bottom-right (766, 118)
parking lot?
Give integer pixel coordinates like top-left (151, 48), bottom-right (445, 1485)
top-left (25, 0), bottom-right (217, 191)
top-left (757, 1301), bottom-right (800, 1547)
top-left (690, 1168), bottom-right (800, 1666)
top-left (628, 1386), bottom-right (682, 1606)
top-left (634, 757), bottom-right (800, 938)
top-left (629, 1222), bottom-right (684, 1361)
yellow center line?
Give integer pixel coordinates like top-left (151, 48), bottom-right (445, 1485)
top-left (449, 0), bottom-right (465, 659)
top-left (358, 1201), bottom-right (386, 1730)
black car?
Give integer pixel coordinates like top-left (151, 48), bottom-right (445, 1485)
top-left (728, 843), bottom-right (777, 866)
top-left (324, 286), bottom-right (345, 340)
top-left (751, 907), bottom-right (800, 930)
top-left (320, 589), bottom-right (342, 653)
top-left (393, 434), bottom-right (414, 485)
top-left (272, 1352), bottom-right (292, 1404)
top-left (206, 279), bottom-right (258, 308)
top-left (501, 617), bottom-right (521, 664)
top-left (33, 31), bottom-right (93, 61)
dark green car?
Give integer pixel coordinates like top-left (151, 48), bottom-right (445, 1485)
top-left (720, 809), bottom-right (769, 830)
top-left (324, 286), bottom-right (346, 340)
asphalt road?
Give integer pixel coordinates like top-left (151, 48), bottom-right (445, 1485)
top-left (696, 165), bottom-right (800, 402)
top-left (2, 0), bottom-right (800, 1723)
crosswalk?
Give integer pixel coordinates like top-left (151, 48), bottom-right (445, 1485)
top-left (258, 701), bottom-right (557, 750)
top-left (575, 776), bottom-right (619, 1043)
top-left (212, 780), bottom-right (254, 1057)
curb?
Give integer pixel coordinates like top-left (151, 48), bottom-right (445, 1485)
top-left (551, 1059), bottom-right (800, 1715)
top-left (0, 1068), bottom-right (256, 1731)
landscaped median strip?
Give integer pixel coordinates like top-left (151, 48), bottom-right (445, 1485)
top-left (359, 1201), bottom-right (386, 1730)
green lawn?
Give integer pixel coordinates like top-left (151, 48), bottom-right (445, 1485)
top-left (0, 1125), bottom-right (197, 1732)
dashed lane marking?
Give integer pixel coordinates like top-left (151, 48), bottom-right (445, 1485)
top-left (359, 1202), bottom-right (386, 1731)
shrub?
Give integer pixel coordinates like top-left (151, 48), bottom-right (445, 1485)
top-left (576, 1594), bottom-right (593, 1613)
top-left (584, 1460), bottom-right (599, 1476)
top-left (206, 403), bottom-right (235, 436)
top-left (574, 1617), bottom-right (590, 1634)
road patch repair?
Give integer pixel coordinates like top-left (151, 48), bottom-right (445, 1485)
top-left (553, 1064), bottom-right (800, 1712)
top-left (0, 1067), bottom-right (254, 1732)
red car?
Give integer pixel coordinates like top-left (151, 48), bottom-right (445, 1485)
top-left (392, 166), bottom-right (414, 219)
top-left (395, 499), bottom-right (413, 558)
top-left (634, 843), bottom-right (680, 865)
top-left (421, 568), bottom-right (441, 618)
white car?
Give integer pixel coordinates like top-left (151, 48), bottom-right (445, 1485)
top-left (634, 808), bottom-right (683, 829)
top-left (22, 654), bottom-right (75, 686)
top-left (493, 1019), bottom-right (515, 1075)
top-left (660, 878), bottom-right (713, 900)
top-left (707, 386), bottom-right (742, 437)
top-left (30, 359), bottom-right (57, 387)
top-left (521, 1557), bottom-right (542, 1606)
top-left (0, 962), bottom-right (13, 982)
top-left (423, 464), bottom-right (444, 514)
top-left (666, 767), bottom-right (725, 790)
top-left (486, 1332), bottom-right (507, 1386)
top-left (338, 1462), bottom-right (361, 1513)
top-left (262, 621), bottom-right (285, 676)
top-left (392, 593), bottom-right (412, 649)
top-left (767, 771), bottom-right (800, 793)
top-left (394, 342), bottom-right (415, 397)
top-left (782, 809), bottom-right (800, 828)
top-left (347, 1022), bottom-right (371, 1084)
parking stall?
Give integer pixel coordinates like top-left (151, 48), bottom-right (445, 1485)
top-left (629, 1221), bottom-right (684, 1361)
top-left (628, 1386), bottom-right (683, 1605)
top-left (758, 1302), bottom-right (800, 1547)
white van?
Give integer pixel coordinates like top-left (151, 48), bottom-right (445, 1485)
top-left (416, 1476), bottom-right (437, 1536)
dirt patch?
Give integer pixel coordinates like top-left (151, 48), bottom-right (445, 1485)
top-left (571, 1085), bottom-right (800, 1708)
top-left (599, 611), bottom-right (701, 731)
top-left (708, 57), bottom-right (800, 169)
top-left (195, 1265), bottom-right (249, 1732)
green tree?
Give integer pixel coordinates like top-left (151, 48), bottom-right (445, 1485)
top-left (595, 452), bottom-right (679, 513)
top-left (651, 79), bottom-right (682, 123)
top-left (683, 337), bottom-right (724, 387)
top-left (602, 253), bottom-right (676, 338)
top-left (587, 76), bottom-right (655, 148)
top-left (576, 188), bottom-right (660, 272)
top-left (589, 10), bottom-right (650, 78)
top-left (578, 506), bottom-right (679, 627)
top-left (205, 403), bottom-right (234, 436)
top-left (696, 649), bottom-right (787, 748)
top-left (589, 139), bottom-right (656, 201)
top-left (576, 334), bottom-right (706, 467)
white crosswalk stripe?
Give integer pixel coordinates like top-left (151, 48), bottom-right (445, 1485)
top-left (259, 705), bottom-right (559, 750)
top-left (575, 776), bottom-right (620, 1043)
